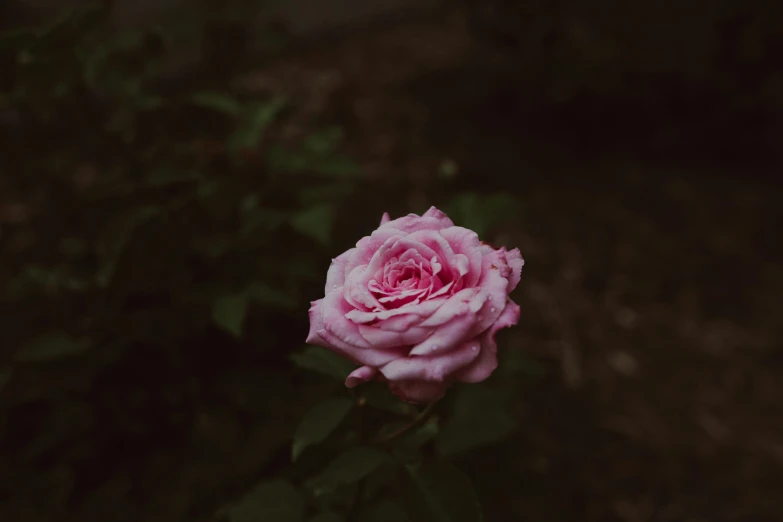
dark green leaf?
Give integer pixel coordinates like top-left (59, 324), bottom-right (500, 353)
top-left (211, 293), bottom-right (248, 338)
top-left (400, 459), bottom-right (483, 522)
top-left (227, 96), bottom-right (287, 153)
top-left (308, 447), bottom-right (389, 496)
top-left (218, 480), bottom-right (304, 522)
top-left (15, 333), bottom-right (89, 363)
top-left (305, 126), bottom-right (344, 155)
top-left (292, 398), bottom-right (353, 461)
top-left (290, 346), bottom-right (355, 381)
top-left (436, 386), bottom-right (516, 456)
top-left (290, 204), bottom-right (334, 245)
top-left (364, 500), bottom-right (412, 522)
top-left (190, 91), bottom-right (242, 116)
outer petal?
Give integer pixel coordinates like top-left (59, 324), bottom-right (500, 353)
top-left (504, 248), bottom-right (525, 292)
top-left (380, 340), bottom-right (481, 382)
top-left (388, 380), bottom-right (447, 404)
top-left (305, 299), bottom-right (327, 346)
top-left (460, 249), bottom-right (513, 337)
top-left (326, 249), bottom-right (354, 293)
top-left (456, 300), bottom-right (521, 383)
top-left (378, 206), bottom-right (454, 234)
top-left (307, 299), bottom-right (405, 366)
top-left (346, 365), bottom-right (377, 388)
top-left (322, 290), bottom-right (372, 349)
top-left (408, 315), bottom-right (476, 356)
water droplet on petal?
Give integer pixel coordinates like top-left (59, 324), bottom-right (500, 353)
top-left (490, 307), bottom-right (496, 313)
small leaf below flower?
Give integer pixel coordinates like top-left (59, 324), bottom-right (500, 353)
top-left (292, 398), bottom-right (353, 461)
top-left (307, 447), bottom-right (388, 496)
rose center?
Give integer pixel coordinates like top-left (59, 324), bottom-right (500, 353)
top-left (367, 255), bottom-right (454, 310)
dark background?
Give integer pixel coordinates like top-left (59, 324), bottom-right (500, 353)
top-left (1, 1), bottom-right (782, 521)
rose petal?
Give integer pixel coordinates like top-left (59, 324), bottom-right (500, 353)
top-left (380, 340), bottom-right (481, 382)
top-left (344, 228), bottom-right (405, 277)
top-left (408, 315), bottom-right (476, 356)
top-left (504, 248), bottom-right (525, 292)
top-left (440, 226), bottom-right (483, 287)
top-left (322, 290), bottom-right (373, 349)
top-left (417, 288), bottom-right (476, 327)
top-left (456, 300), bottom-right (521, 383)
top-left (345, 297), bottom-right (446, 324)
top-left (346, 365), bottom-right (377, 388)
top-left (307, 299), bottom-right (404, 366)
top-left (325, 249), bottom-right (354, 293)
top-left (378, 206), bottom-right (454, 234)
top-left (358, 323), bottom-right (431, 349)
top-left (406, 230), bottom-right (457, 276)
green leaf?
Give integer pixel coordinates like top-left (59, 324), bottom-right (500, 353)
top-left (292, 398), bottom-right (353, 461)
top-left (308, 447), bottom-right (389, 496)
top-left (305, 126), bottom-right (344, 155)
top-left (290, 346), bottom-right (355, 381)
top-left (364, 500), bottom-right (412, 522)
top-left (190, 91), bottom-right (242, 116)
top-left (218, 480), bottom-right (304, 522)
top-left (290, 204), bottom-right (334, 245)
top-left (211, 293), bottom-right (248, 338)
top-left (227, 96), bottom-right (287, 153)
top-left (400, 459), bottom-right (483, 522)
top-left (15, 333), bottom-right (89, 363)
top-left (436, 386), bottom-right (516, 456)
top-left (309, 513), bottom-right (345, 522)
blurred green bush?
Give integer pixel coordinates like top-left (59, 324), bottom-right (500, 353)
top-left (0, 4), bottom-right (529, 521)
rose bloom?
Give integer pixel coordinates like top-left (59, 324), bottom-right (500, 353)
top-left (306, 207), bottom-right (523, 403)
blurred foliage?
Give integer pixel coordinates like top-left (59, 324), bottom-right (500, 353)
top-left (0, 3), bottom-right (533, 522)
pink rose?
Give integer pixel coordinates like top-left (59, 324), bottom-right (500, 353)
top-left (306, 207), bottom-right (524, 403)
